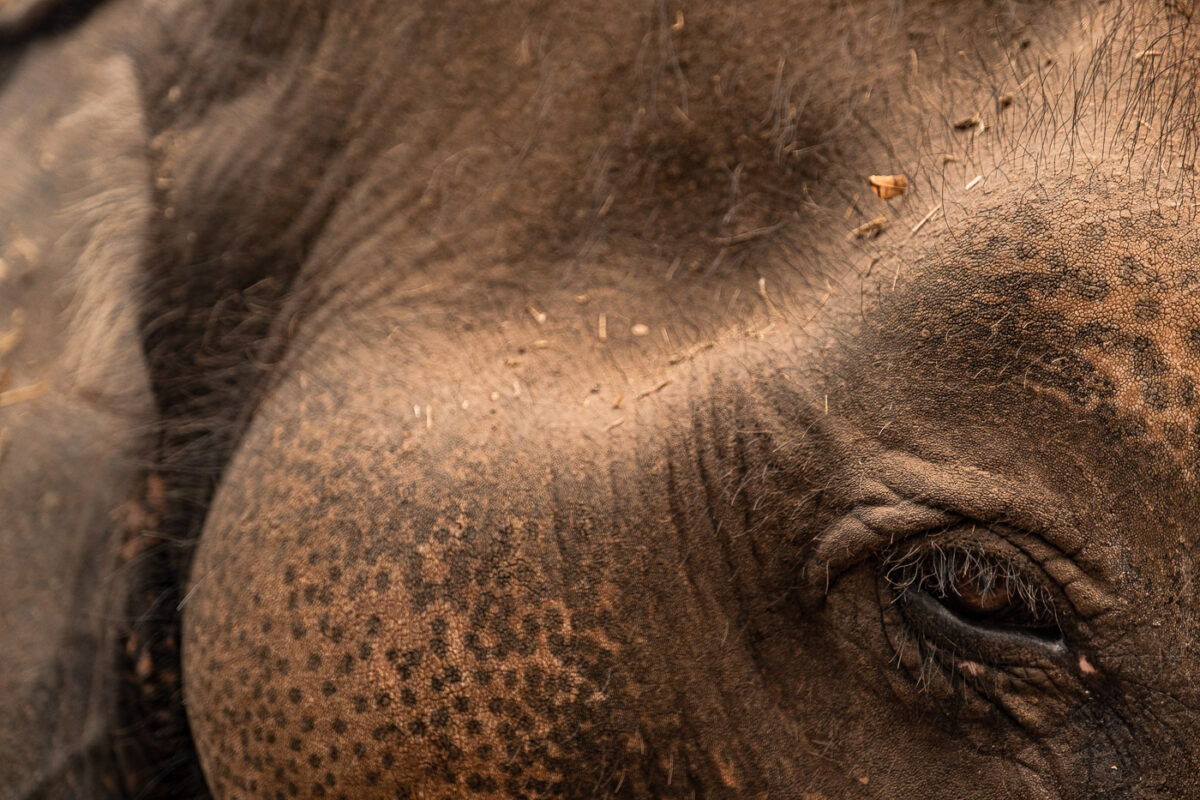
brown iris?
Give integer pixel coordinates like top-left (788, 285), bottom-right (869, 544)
top-left (926, 570), bottom-right (1014, 617)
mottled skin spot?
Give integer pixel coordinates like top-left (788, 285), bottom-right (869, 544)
top-left (878, 189), bottom-right (1200, 471)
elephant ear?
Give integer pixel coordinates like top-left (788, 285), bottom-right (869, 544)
top-left (0, 0), bottom-right (106, 40)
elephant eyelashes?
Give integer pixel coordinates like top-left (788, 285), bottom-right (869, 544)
top-left (917, 552), bottom-right (1056, 634)
top-left (883, 536), bottom-right (1067, 675)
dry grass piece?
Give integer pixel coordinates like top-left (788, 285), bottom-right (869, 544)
top-left (909, 204), bottom-right (943, 237)
top-left (712, 222), bottom-right (785, 245)
top-left (637, 379), bottom-right (673, 399)
top-left (848, 216), bottom-right (889, 240)
top-left (868, 174), bottom-right (908, 200)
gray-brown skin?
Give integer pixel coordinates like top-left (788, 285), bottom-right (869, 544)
top-left (4, 0), bottom-right (1200, 797)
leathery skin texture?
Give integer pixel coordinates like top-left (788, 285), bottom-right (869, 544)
top-left (7, 0), bottom-right (1200, 798)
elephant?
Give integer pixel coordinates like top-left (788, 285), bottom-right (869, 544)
top-left (4, 0), bottom-right (1200, 797)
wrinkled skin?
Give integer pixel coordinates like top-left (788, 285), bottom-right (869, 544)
top-left (5, 0), bottom-right (1200, 797)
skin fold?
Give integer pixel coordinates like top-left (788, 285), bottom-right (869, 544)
top-left (4, 0), bottom-right (1200, 797)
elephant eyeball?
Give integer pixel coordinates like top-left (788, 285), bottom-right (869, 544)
top-left (887, 540), bottom-right (1059, 634)
top-left (929, 570), bottom-right (1015, 616)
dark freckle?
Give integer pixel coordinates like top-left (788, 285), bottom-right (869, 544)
top-left (1080, 221), bottom-right (1106, 244)
top-left (375, 691), bottom-right (393, 709)
top-left (466, 718), bottom-right (482, 735)
top-left (409, 718), bottom-right (427, 736)
top-left (1134, 297), bottom-right (1162, 321)
top-left (287, 688), bottom-right (303, 704)
top-left (307, 550), bottom-right (321, 566)
top-left (283, 566), bottom-right (297, 585)
top-left (1076, 280), bottom-right (1108, 300)
top-left (1119, 255), bottom-right (1158, 285)
top-left (306, 654), bottom-right (322, 671)
top-left (453, 696), bottom-right (469, 713)
top-left (1165, 420), bottom-right (1188, 448)
top-left (353, 696), bottom-right (369, 713)
top-left (291, 622), bottom-right (307, 640)
top-left (322, 680), bottom-right (337, 697)
top-left (1188, 329), bottom-right (1200, 355)
top-left (339, 654), bottom-right (354, 675)
top-left (328, 565), bottom-right (342, 582)
top-left (332, 718), bottom-right (348, 735)
top-left (300, 716), bottom-right (315, 733)
top-left (289, 738), bottom-right (302, 752)
top-left (359, 642), bottom-right (374, 661)
top-left (353, 742), bottom-right (367, 758)
top-left (382, 751), bottom-right (395, 768)
top-left (1181, 376), bottom-right (1197, 406)
top-left (431, 675), bottom-right (444, 692)
top-left (365, 771), bottom-right (380, 786)
top-left (365, 615), bottom-right (382, 636)
top-left (375, 570), bottom-right (391, 592)
top-left (400, 687), bottom-right (417, 706)
top-left (430, 707), bottom-right (450, 728)
top-left (309, 753), bottom-right (322, 769)
top-left (487, 697), bottom-right (504, 715)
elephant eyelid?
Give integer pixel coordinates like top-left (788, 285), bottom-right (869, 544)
top-left (881, 525), bottom-right (1069, 642)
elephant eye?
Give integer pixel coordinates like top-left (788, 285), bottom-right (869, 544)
top-left (921, 560), bottom-right (1053, 632)
top-left (885, 541), bottom-right (1064, 652)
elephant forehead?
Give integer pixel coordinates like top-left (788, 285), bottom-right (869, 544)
top-left (882, 194), bottom-right (1200, 467)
